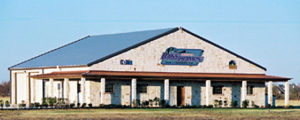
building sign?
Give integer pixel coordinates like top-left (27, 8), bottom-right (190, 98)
top-left (161, 47), bottom-right (204, 66)
top-left (120, 59), bottom-right (133, 65)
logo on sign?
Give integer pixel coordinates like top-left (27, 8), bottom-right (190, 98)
top-left (161, 47), bottom-right (204, 66)
top-left (120, 59), bottom-right (133, 65)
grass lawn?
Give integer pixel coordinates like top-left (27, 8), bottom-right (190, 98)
top-left (0, 108), bottom-right (300, 120)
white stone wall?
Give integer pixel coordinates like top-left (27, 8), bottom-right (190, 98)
top-left (170, 81), bottom-right (204, 106)
top-left (68, 80), bottom-right (78, 104)
top-left (91, 30), bottom-right (265, 74)
top-left (10, 66), bottom-right (89, 105)
top-left (16, 72), bottom-right (27, 104)
top-left (201, 81), bottom-right (266, 107)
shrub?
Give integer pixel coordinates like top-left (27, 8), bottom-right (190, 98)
top-left (99, 104), bottom-right (104, 108)
top-left (159, 99), bottom-right (167, 107)
top-left (242, 100), bottom-right (249, 108)
top-left (20, 100), bottom-right (26, 108)
top-left (231, 101), bottom-right (238, 108)
top-left (42, 103), bottom-right (48, 108)
top-left (149, 99), bottom-right (153, 107)
top-left (214, 100), bottom-right (219, 107)
top-left (251, 101), bottom-right (259, 108)
top-left (5, 100), bottom-right (10, 107)
top-left (0, 100), bottom-right (3, 108)
top-left (88, 103), bottom-right (93, 108)
top-left (48, 97), bottom-right (57, 107)
top-left (30, 103), bottom-right (35, 108)
top-left (141, 100), bottom-right (149, 108)
top-left (153, 97), bottom-right (160, 106)
top-left (34, 102), bottom-right (40, 108)
top-left (81, 103), bottom-right (86, 108)
top-left (70, 103), bottom-right (75, 108)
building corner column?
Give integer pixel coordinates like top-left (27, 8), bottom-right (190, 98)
top-left (49, 78), bottom-right (54, 97)
top-left (268, 81), bottom-right (273, 106)
top-left (241, 80), bottom-right (247, 107)
top-left (64, 78), bottom-right (70, 104)
top-left (164, 79), bottom-right (170, 104)
top-left (100, 78), bottom-right (105, 104)
top-left (11, 72), bottom-right (16, 105)
top-left (80, 77), bottom-right (86, 104)
top-left (206, 80), bottom-right (211, 106)
top-left (285, 81), bottom-right (289, 107)
top-left (131, 78), bottom-right (137, 107)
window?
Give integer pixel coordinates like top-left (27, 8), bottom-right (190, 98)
top-left (229, 60), bottom-right (237, 69)
top-left (137, 84), bottom-right (148, 93)
top-left (105, 83), bottom-right (114, 93)
top-left (247, 85), bottom-right (254, 95)
top-left (213, 86), bottom-right (223, 94)
top-left (77, 82), bottom-right (81, 93)
top-left (57, 83), bottom-right (61, 90)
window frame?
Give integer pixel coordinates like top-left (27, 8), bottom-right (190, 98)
top-left (213, 86), bottom-right (223, 95)
top-left (229, 60), bottom-right (237, 69)
top-left (247, 85), bottom-right (254, 95)
top-left (137, 84), bottom-right (148, 93)
top-left (105, 83), bottom-right (114, 93)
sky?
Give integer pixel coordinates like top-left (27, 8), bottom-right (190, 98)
top-left (0, 0), bottom-right (299, 84)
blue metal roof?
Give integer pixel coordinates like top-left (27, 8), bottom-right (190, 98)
top-left (10, 28), bottom-right (177, 69)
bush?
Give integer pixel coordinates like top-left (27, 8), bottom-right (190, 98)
top-left (30, 103), bottom-right (35, 108)
top-left (48, 97), bottom-right (57, 107)
top-left (153, 97), bottom-right (160, 106)
top-left (149, 99), bottom-right (153, 107)
top-left (251, 101), bottom-right (259, 108)
top-left (81, 103), bottom-right (87, 108)
top-left (70, 103), bottom-right (75, 108)
top-left (5, 100), bottom-right (10, 107)
top-left (242, 100), bottom-right (249, 108)
top-left (34, 102), bottom-right (40, 108)
top-left (42, 103), bottom-right (48, 108)
top-left (159, 99), bottom-right (168, 107)
top-left (88, 103), bottom-right (93, 108)
top-left (231, 101), bottom-right (238, 108)
top-left (99, 104), bottom-right (104, 108)
top-left (141, 100), bottom-right (149, 108)
top-left (0, 100), bottom-right (3, 107)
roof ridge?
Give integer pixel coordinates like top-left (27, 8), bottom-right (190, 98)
top-left (8, 35), bottom-right (91, 69)
top-left (89, 27), bottom-right (175, 37)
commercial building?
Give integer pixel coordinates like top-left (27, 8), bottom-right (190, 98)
top-left (9, 27), bottom-right (290, 107)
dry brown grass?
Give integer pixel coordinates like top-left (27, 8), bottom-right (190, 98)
top-left (276, 100), bottom-right (300, 106)
top-left (0, 96), bottom-right (9, 103)
top-left (0, 108), bottom-right (300, 120)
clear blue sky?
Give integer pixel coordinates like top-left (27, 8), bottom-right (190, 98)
top-left (0, 0), bottom-right (299, 83)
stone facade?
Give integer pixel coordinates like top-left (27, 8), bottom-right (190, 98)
top-left (90, 29), bottom-right (265, 74)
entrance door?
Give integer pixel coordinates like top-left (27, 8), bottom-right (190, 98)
top-left (177, 86), bottom-right (185, 106)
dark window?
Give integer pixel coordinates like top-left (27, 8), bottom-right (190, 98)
top-left (58, 83), bottom-right (61, 90)
top-left (137, 84), bottom-right (148, 93)
top-left (229, 60), bottom-right (237, 69)
top-left (213, 86), bottom-right (223, 94)
top-left (77, 82), bottom-right (81, 93)
top-left (247, 85), bottom-right (254, 95)
top-left (105, 83), bottom-right (114, 93)
top-left (42, 79), bottom-right (46, 98)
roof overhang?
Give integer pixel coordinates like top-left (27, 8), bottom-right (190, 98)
top-left (30, 70), bottom-right (291, 82)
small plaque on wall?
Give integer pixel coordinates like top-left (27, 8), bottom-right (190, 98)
top-left (120, 59), bottom-right (133, 65)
